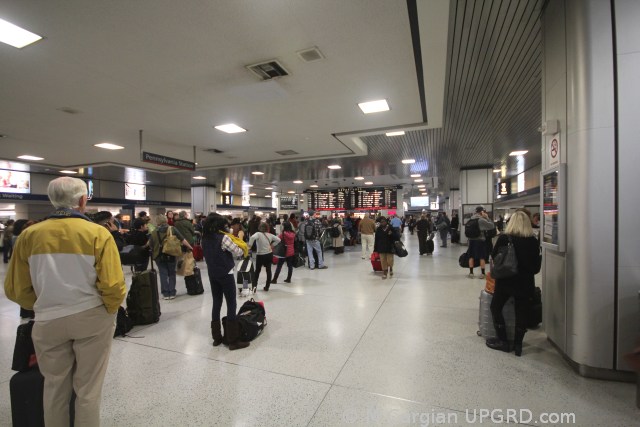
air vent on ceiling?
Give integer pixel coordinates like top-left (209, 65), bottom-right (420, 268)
top-left (275, 150), bottom-right (298, 156)
top-left (203, 148), bottom-right (224, 154)
top-left (246, 60), bottom-right (289, 80)
top-left (297, 47), bottom-right (325, 63)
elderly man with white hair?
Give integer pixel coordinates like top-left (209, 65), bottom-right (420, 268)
top-left (5, 176), bottom-right (126, 427)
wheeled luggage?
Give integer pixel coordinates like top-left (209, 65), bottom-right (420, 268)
top-left (127, 268), bottom-right (161, 325)
top-left (119, 245), bottom-right (148, 266)
top-left (192, 244), bottom-right (203, 262)
top-left (334, 246), bottom-right (345, 254)
top-left (370, 252), bottom-right (382, 272)
top-left (185, 266), bottom-right (205, 295)
top-left (528, 287), bottom-right (542, 328)
top-left (451, 229), bottom-right (459, 243)
top-left (10, 367), bottom-right (45, 427)
top-left (426, 238), bottom-right (434, 254)
top-left (478, 289), bottom-right (515, 340)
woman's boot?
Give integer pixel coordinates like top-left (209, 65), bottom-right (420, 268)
top-left (513, 327), bottom-right (527, 356)
top-left (211, 320), bottom-right (223, 346)
top-left (226, 319), bottom-right (250, 351)
top-left (486, 324), bottom-right (510, 352)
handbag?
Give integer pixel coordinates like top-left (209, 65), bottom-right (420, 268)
top-left (177, 251), bottom-right (195, 276)
top-left (491, 236), bottom-right (519, 279)
top-left (293, 254), bottom-right (305, 268)
top-left (393, 240), bottom-right (408, 257)
top-left (161, 227), bottom-right (183, 257)
top-left (273, 239), bottom-right (286, 258)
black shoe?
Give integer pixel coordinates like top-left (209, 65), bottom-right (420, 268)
top-left (485, 338), bottom-right (511, 352)
top-left (252, 287), bottom-right (257, 294)
top-left (263, 286), bottom-right (269, 292)
top-left (271, 279), bottom-right (278, 284)
top-left (284, 279), bottom-right (291, 283)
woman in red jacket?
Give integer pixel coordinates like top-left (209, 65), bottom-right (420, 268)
top-left (272, 221), bottom-right (296, 284)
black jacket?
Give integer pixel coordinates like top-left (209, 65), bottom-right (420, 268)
top-left (491, 234), bottom-right (541, 297)
top-left (416, 219), bottom-right (432, 233)
top-left (374, 225), bottom-right (400, 254)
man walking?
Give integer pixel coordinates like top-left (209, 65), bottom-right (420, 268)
top-left (5, 177), bottom-right (126, 426)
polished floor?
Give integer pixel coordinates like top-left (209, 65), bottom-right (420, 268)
top-left (0, 233), bottom-right (637, 426)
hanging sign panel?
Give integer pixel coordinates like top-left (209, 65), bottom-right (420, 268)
top-left (142, 152), bottom-right (195, 171)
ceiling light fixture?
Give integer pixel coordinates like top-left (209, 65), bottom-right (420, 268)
top-left (509, 150), bottom-right (528, 156)
top-left (493, 169), bottom-right (501, 173)
top-left (293, 180), bottom-right (303, 184)
top-left (60, 170), bottom-right (78, 174)
top-left (222, 190), bottom-right (231, 193)
top-left (94, 143), bottom-right (124, 150)
top-left (364, 181), bottom-right (373, 185)
top-left (385, 131), bottom-right (405, 137)
top-left (354, 177), bottom-right (364, 180)
top-left (358, 99), bottom-right (390, 114)
top-left (245, 184), bottom-right (253, 187)
top-left (402, 159), bottom-right (416, 164)
top-left (327, 165), bottom-right (341, 170)
top-left (0, 18), bottom-right (42, 49)
top-left (192, 176), bottom-right (206, 180)
top-left (287, 190), bottom-right (295, 194)
top-left (417, 184), bottom-right (426, 188)
top-left (17, 155), bottom-right (44, 161)
top-left (249, 193), bottom-right (257, 196)
top-left (265, 195), bottom-right (271, 198)
top-left (214, 123), bottom-right (247, 134)
top-left (310, 184), bottom-right (318, 188)
top-left (414, 179), bottom-right (423, 182)
top-left (251, 171), bottom-right (264, 175)
top-left (421, 192), bottom-right (428, 196)
top-left (410, 174), bottom-right (420, 178)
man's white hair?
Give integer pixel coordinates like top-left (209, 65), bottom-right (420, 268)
top-left (47, 177), bottom-right (87, 209)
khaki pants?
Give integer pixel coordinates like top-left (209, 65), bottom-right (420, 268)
top-left (32, 305), bottom-right (116, 427)
top-left (361, 234), bottom-right (375, 258)
top-left (379, 252), bottom-right (394, 272)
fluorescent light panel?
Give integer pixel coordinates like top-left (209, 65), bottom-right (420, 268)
top-left (385, 131), bottom-right (405, 137)
top-left (214, 123), bottom-right (246, 133)
top-left (0, 18), bottom-right (42, 49)
top-left (94, 143), bottom-right (124, 150)
top-left (358, 99), bottom-right (390, 114)
top-left (402, 159), bottom-right (416, 164)
top-left (192, 176), bottom-right (206, 180)
top-left (249, 193), bottom-right (257, 196)
top-left (251, 171), bottom-right (264, 175)
top-left (310, 184), bottom-right (318, 188)
top-left (17, 155), bottom-right (44, 161)
top-left (417, 184), bottom-right (426, 188)
top-left (287, 191), bottom-right (295, 194)
top-left (493, 169), bottom-right (501, 173)
top-left (293, 180), bottom-right (303, 184)
top-left (410, 174), bottom-right (420, 178)
top-left (60, 170), bottom-right (77, 174)
top-left (364, 181), bottom-right (373, 185)
top-left (509, 150), bottom-right (528, 156)
top-left (414, 179), bottom-right (423, 182)
top-left (265, 187), bottom-right (273, 190)
top-left (327, 165), bottom-right (341, 169)
top-left (354, 177), bottom-right (364, 180)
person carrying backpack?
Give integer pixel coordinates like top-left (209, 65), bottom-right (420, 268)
top-left (465, 206), bottom-right (496, 279)
top-left (304, 211), bottom-right (328, 269)
top-left (330, 216), bottom-right (344, 254)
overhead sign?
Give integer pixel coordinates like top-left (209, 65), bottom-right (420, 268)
top-left (548, 133), bottom-right (560, 168)
top-left (279, 196), bottom-right (298, 210)
top-left (498, 179), bottom-right (511, 196)
top-left (142, 152), bottom-right (195, 171)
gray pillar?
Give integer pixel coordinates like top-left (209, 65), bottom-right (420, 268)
top-left (459, 168), bottom-right (494, 244)
top-left (191, 185), bottom-right (217, 215)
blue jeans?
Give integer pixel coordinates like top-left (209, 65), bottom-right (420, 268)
top-left (156, 258), bottom-right (177, 297)
top-left (306, 240), bottom-right (324, 268)
top-left (210, 273), bottom-right (237, 321)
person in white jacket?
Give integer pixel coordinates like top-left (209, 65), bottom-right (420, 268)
top-left (247, 222), bottom-right (281, 292)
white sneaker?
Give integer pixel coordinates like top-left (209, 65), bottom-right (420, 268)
top-left (467, 273), bottom-right (475, 279)
top-left (478, 274), bottom-right (486, 279)
top-left (240, 289), bottom-right (251, 298)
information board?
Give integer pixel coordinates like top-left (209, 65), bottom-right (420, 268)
top-left (541, 164), bottom-right (566, 252)
top-left (306, 187), bottom-right (399, 210)
top-left (279, 196), bottom-right (298, 210)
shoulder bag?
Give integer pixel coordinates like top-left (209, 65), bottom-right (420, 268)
top-left (491, 235), bottom-right (518, 279)
top-left (162, 226), bottom-right (183, 257)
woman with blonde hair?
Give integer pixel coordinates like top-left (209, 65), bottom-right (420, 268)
top-left (485, 211), bottom-right (541, 356)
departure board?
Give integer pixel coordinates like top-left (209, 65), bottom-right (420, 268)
top-left (306, 187), bottom-right (399, 210)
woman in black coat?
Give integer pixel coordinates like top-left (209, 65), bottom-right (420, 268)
top-left (373, 217), bottom-right (400, 279)
top-left (486, 211), bottom-right (541, 356)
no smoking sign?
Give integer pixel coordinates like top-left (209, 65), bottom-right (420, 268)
top-left (549, 133), bottom-right (560, 167)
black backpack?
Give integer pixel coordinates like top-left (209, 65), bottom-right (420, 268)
top-left (465, 218), bottom-right (481, 238)
top-left (330, 223), bottom-right (341, 238)
top-left (304, 221), bottom-right (317, 240)
top-left (236, 299), bottom-right (266, 342)
top-left (484, 228), bottom-right (497, 239)
top-left (113, 306), bottom-right (133, 337)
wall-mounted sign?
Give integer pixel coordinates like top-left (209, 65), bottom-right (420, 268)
top-left (142, 151), bottom-right (195, 171)
top-left (498, 179), bottom-right (512, 196)
top-left (279, 196), bottom-right (298, 210)
top-left (222, 194), bottom-right (232, 205)
top-left (125, 183), bottom-right (146, 200)
top-left (547, 133), bottom-right (561, 168)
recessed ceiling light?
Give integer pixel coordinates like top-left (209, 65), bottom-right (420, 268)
top-left (358, 99), bottom-right (390, 114)
top-left (17, 155), bottom-right (44, 161)
top-left (293, 180), bottom-right (303, 184)
top-left (493, 169), bottom-right (502, 173)
top-left (60, 170), bottom-right (78, 174)
top-left (265, 187), bottom-right (273, 190)
top-left (354, 177), bottom-right (364, 180)
top-left (410, 174), bottom-right (420, 178)
top-left (509, 150), bottom-right (528, 156)
top-left (327, 165), bottom-right (341, 170)
top-left (265, 195), bottom-right (271, 198)
top-left (417, 184), bottom-right (426, 188)
top-left (310, 184), bottom-right (318, 188)
top-left (402, 159), bottom-right (416, 164)
top-left (94, 142), bottom-right (124, 150)
top-left (364, 181), bottom-right (373, 185)
top-left (421, 192), bottom-right (428, 196)
top-left (385, 131), bottom-right (405, 137)
top-left (192, 176), bottom-right (206, 180)
top-left (249, 193), bottom-right (257, 196)
top-left (214, 123), bottom-right (247, 134)
top-left (251, 171), bottom-right (264, 175)
top-left (222, 190), bottom-right (231, 193)
top-left (0, 18), bottom-right (42, 49)
top-left (287, 190), bottom-right (295, 194)
top-left (414, 179), bottom-right (423, 182)
top-left (245, 184), bottom-right (253, 187)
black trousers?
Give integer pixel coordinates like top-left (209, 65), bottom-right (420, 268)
top-left (253, 253), bottom-right (273, 288)
top-left (490, 287), bottom-right (530, 331)
top-left (417, 231), bottom-right (427, 254)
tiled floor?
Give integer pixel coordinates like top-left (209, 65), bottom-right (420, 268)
top-left (0, 234), bottom-right (638, 426)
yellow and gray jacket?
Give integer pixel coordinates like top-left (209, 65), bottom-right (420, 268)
top-left (4, 212), bottom-right (126, 321)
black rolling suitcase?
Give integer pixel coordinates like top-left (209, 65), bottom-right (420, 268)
top-left (185, 266), bottom-right (205, 295)
top-left (10, 367), bottom-right (45, 427)
top-left (451, 229), bottom-right (459, 243)
top-left (426, 238), bottom-right (434, 254)
top-left (127, 264), bottom-right (161, 325)
top-left (334, 246), bottom-right (344, 254)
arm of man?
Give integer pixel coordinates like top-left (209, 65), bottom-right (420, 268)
top-left (95, 231), bottom-right (126, 314)
top-left (478, 216), bottom-right (495, 231)
top-left (3, 236), bottom-right (36, 309)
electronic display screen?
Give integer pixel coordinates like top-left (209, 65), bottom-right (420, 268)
top-left (306, 187), bottom-right (399, 210)
top-left (0, 170), bottom-right (30, 194)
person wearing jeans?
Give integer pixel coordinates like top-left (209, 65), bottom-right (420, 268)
top-left (304, 211), bottom-right (328, 269)
top-left (149, 215), bottom-right (193, 300)
top-left (373, 217), bottom-right (400, 279)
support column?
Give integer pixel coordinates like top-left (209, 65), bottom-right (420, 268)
top-left (459, 168), bottom-right (494, 245)
top-left (191, 185), bottom-right (217, 215)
